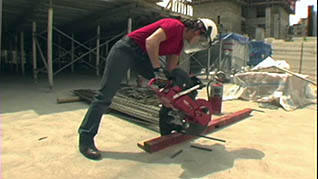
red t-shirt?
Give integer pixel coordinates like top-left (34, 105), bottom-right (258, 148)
top-left (128, 18), bottom-right (184, 56)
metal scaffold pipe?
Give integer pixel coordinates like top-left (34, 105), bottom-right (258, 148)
top-left (126, 18), bottom-right (132, 84)
top-left (32, 22), bottom-right (38, 82)
top-left (47, 0), bottom-right (54, 89)
top-left (96, 25), bottom-right (100, 76)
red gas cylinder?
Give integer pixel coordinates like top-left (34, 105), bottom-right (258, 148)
top-left (209, 82), bottom-right (223, 114)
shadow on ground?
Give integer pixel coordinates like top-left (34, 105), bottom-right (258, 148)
top-left (100, 143), bottom-right (265, 179)
top-left (0, 72), bottom-right (100, 115)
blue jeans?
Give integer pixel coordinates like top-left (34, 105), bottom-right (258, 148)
top-left (78, 36), bottom-right (155, 145)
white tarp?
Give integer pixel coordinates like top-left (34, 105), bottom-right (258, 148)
top-left (252, 56), bottom-right (290, 71)
top-left (224, 57), bottom-right (316, 111)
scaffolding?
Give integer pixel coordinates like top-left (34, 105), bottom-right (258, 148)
top-left (1, 0), bottom-right (219, 87)
top-left (1, 0), bottom-right (193, 88)
top-left (249, 0), bottom-right (297, 13)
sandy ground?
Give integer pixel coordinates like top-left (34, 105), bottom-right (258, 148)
top-left (0, 72), bottom-right (317, 179)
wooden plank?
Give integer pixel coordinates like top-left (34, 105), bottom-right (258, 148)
top-left (138, 108), bottom-right (253, 153)
top-left (143, 133), bottom-right (192, 153)
top-left (204, 108), bottom-right (253, 133)
top-left (137, 142), bottom-right (146, 150)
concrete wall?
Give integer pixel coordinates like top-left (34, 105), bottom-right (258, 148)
top-left (192, 1), bottom-right (242, 33)
top-left (245, 6), bottom-right (289, 39)
top-left (273, 6), bottom-right (289, 39)
top-left (192, 2), bottom-right (292, 39)
top-left (255, 27), bottom-right (265, 40)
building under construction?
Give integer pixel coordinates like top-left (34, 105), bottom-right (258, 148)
top-left (1, 2), bottom-right (316, 177)
top-left (0, 0), bottom-right (298, 87)
top-left (190, 0), bottom-right (297, 39)
top-left (0, 0), bottom-right (187, 88)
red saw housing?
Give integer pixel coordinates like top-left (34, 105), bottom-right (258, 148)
top-left (149, 79), bottom-right (213, 127)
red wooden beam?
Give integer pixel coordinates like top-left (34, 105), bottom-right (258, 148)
top-left (137, 108), bottom-right (253, 153)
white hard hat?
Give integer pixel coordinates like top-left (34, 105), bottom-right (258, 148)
top-left (198, 18), bottom-right (218, 42)
top-left (183, 18), bottom-right (218, 54)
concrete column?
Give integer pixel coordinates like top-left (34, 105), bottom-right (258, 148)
top-left (32, 22), bottom-right (38, 82)
top-left (265, 7), bottom-right (272, 37)
top-left (273, 14), bottom-right (280, 39)
top-left (255, 27), bottom-right (265, 41)
top-left (47, 0), bottom-right (54, 89)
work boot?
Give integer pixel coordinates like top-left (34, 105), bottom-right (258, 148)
top-left (79, 145), bottom-right (102, 160)
top-left (79, 134), bottom-right (102, 160)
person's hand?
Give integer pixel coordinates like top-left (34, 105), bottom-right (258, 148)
top-left (153, 67), bottom-right (169, 88)
top-left (154, 67), bottom-right (168, 80)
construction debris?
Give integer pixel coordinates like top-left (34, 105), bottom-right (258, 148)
top-left (179, 130), bottom-right (226, 143)
top-left (38, 137), bottom-right (48, 141)
top-left (190, 144), bottom-right (213, 152)
top-left (170, 149), bottom-right (183, 159)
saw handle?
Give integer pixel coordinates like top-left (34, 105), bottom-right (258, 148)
top-left (148, 78), bottom-right (170, 90)
top-left (147, 78), bottom-right (157, 87)
top-left (147, 78), bottom-right (160, 92)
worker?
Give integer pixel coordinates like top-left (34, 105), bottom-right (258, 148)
top-left (78, 17), bottom-right (218, 160)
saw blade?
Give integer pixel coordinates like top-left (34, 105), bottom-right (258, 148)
top-left (167, 110), bottom-right (208, 135)
top-left (182, 121), bottom-right (208, 136)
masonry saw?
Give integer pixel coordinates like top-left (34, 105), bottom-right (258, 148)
top-left (148, 68), bottom-right (222, 137)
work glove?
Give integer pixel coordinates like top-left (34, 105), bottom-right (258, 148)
top-left (153, 67), bottom-right (169, 88)
top-left (154, 67), bottom-right (168, 80)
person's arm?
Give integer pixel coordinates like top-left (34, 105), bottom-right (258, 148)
top-left (166, 55), bottom-right (179, 72)
top-left (145, 28), bottom-right (166, 69)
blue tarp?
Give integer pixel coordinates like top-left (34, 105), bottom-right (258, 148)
top-left (219, 33), bottom-right (272, 66)
top-left (248, 41), bottom-right (272, 66)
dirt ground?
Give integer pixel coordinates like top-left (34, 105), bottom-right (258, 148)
top-left (0, 72), bottom-right (317, 179)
